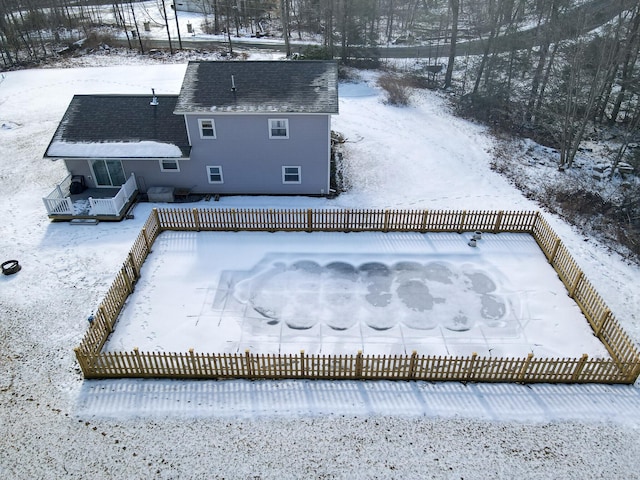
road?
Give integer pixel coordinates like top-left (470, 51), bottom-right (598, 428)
top-left (115, 0), bottom-right (636, 58)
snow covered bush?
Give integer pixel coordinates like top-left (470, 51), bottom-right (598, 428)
top-left (378, 74), bottom-right (410, 106)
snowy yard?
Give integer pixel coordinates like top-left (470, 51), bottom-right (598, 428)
top-left (106, 230), bottom-right (608, 360)
top-left (1, 56), bottom-right (640, 478)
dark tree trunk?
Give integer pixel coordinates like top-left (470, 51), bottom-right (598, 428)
top-left (281, 0), bottom-right (291, 56)
top-left (444, 0), bottom-right (459, 89)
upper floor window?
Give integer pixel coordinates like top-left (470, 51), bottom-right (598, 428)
top-left (198, 119), bottom-right (216, 139)
top-left (269, 119), bottom-right (289, 139)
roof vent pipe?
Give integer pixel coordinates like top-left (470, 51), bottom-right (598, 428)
top-left (150, 88), bottom-right (158, 106)
top-left (231, 75), bottom-right (236, 92)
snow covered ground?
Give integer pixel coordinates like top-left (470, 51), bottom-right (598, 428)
top-left (1, 57), bottom-right (640, 478)
top-left (106, 230), bottom-right (608, 360)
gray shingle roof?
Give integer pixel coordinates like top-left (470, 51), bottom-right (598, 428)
top-left (45, 95), bottom-right (191, 158)
top-left (174, 60), bottom-right (339, 114)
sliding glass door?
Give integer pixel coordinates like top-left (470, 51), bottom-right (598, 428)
top-left (91, 160), bottom-right (126, 187)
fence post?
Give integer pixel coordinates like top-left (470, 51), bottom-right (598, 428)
top-left (74, 347), bottom-right (91, 378)
top-left (128, 252), bottom-right (139, 280)
top-left (122, 266), bottom-right (133, 294)
top-left (300, 350), bottom-right (306, 377)
top-left (356, 350), bottom-right (363, 378)
top-left (98, 305), bottom-right (113, 334)
top-left (466, 352), bottom-right (477, 382)
top-left (142, 228), bottom-right (152, 253)
top-left (383, 210), bottom-right (390, 232)
top-left (231, 209), bottom-right (238, 231)
top-left (343, 209), bottom-right (351, 232)
top-left (244, 349), bottom-right (253, 377)
top-left (458, 210), bottom-right (467, 233)
top-left (306, 209), bottom-right (313, 232)
top-left (571, 354), bottom-right (589, 382)
top-left (133, 347), bottom-right (145, 377)
top-left (420, 210), bottom-right (429, 233)
top-left (494, 210), bottom-right (503, 233)
top-left (189, 348), bottom-right (199, 377)
top-left (627, 362), bottom-right (640, 384)
top-left (153, 208), bottom-right (161, 230)
top-left (548, 238), bottom-right (562, 263)
top-left (518, 353), bottom-right (534, 382)
top-left (408, 350), bottom-right (418, 379)
top-left (594, 309), bottom-right (611, 337)
top-left (193, 208), bottom-right (201, 232)
top-left (568, 271), bottom-right (584, 298)
top-left (531, 211), bottom-right (540, 232)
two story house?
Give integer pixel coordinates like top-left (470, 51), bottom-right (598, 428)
top-left (43, 60), bottom-right (339, 219)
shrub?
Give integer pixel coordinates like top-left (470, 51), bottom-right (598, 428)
top-left (83, 30), bottom-right (116, 50)
top-left (378, 74), bottom-right (410, 106)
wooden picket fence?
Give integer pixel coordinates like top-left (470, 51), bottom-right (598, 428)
top-left (154, 207), bottom-right (539, 233)
top-left (75, 208), bottom-right (640, 384)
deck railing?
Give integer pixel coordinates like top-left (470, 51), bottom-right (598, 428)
top-left (42, 174), bottom-right (74, 215)
top-left (89, 173), bottom-right (138, 216)
top-left (75, 208), bottom-right (640, 384)
top-left (44, 173), bottom-right (138, 218)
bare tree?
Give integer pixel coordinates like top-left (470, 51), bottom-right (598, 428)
top-left (558, 33), bottom-right (618, 169)
top-left (225, 0), bottom-right (233, 54)
top-left (323, 0), bottom-right (334, 56)
top-left (609, 99), bottom-right (640, 178)
top-left (129, 0), bottom-right (144, 53)
top-left (160, 0), bottom-right (174, 53)
top-left (444, 0), bottom-right (459, 89)
top-left (472, 0), bottom-right (502, 95)
top-left (608, 5), bottom-right (640, 123)
top-left (281, 0), bottom-right (291, 56)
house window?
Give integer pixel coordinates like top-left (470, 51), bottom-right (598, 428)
top-left (282, 166), bottom-right (301, 184)
top-left (207, 166), bottom-right (224, 184)
top-left (160, 159), bottom-right (180, 172)
top-left (269, 119), bottom-right (289, 139)
top-left (199, 119), bottom-right (216, 139)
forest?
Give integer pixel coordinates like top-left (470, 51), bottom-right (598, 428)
top-left (1, 0), bottom-right (639, 258)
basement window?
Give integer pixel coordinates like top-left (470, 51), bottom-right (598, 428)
top-left (282, 166), bottom-right (301, 184)
top-left (207, 165), bottom-right (224, 184)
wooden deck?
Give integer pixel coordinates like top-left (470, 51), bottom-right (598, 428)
top-left (45, 173), bottom-right (139, 222)
top-left (48, 190), bottom-right (138, 222)
top-left (69, 188), bottom-right (120, 214)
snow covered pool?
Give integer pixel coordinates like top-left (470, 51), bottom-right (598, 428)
top-left (104, 231), bottom-right (610, 359)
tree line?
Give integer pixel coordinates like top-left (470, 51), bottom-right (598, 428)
top-left (1, 0), bottom-right (639, 173)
